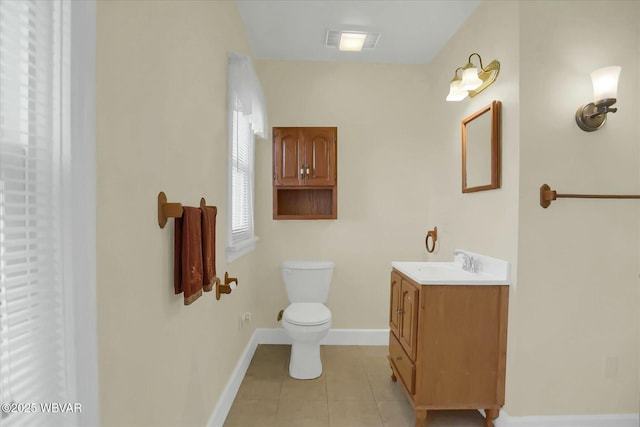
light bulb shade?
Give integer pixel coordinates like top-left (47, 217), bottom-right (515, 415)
top-left (591, 66), bottom-right (621, 102)
top-left (338, 32), bottom-right (367, 51)
top-left (446, 79), bottom-right (468, 102)
top-left (461, 67), bottom-right (483, 90)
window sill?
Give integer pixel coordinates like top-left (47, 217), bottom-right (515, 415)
top-left (226, 236), bottom-right (258, 263)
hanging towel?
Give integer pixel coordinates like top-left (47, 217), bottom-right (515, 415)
top-left (174, 207), bottom-right (203, 305)
top-left (201, 206), bottom-right (217, 292)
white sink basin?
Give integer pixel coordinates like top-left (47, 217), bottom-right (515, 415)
top-left (392, 250), bottom-right (510, 285)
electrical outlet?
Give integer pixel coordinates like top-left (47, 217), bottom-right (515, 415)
top-left (239, 312), bottom-right (252, 328)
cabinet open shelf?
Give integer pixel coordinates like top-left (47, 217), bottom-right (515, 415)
top-left (273, 187), bottom-right (336, 219)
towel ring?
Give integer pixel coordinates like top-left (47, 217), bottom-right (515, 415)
top-left (425, 227), bottom-right (437, 253)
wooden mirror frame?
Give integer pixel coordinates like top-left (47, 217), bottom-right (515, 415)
top-left (461, 100), bottom-right (501, 193)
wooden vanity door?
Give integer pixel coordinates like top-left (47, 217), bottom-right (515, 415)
top-left (399, 279), bottom-right (419, 359)
top-left (389, 271), bottom-right (402, 337)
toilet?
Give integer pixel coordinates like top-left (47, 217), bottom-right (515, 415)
top-left (281, 260), bottom-right (333, 379)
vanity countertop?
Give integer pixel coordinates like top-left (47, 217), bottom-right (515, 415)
top-left (392, 250), bottom-right (510, 286)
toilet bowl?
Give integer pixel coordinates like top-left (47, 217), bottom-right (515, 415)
top-left (281, 261), bottom-right (334, 380)
top-left (282, 302), bottom-right (331, 379)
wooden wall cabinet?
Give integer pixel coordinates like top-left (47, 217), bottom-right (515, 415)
top-left (388, 269), bottom-right (509, 427)
top-left (273, 127), bottom-right (337, 219)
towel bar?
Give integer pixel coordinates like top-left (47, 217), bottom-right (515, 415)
top-left (157, 191), bottom-right (216, 228)
top-left (540, 184), bottom-right (640, 208)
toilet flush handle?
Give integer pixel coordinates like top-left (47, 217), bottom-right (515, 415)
top-left (283, 269), bottom-right (292, 274)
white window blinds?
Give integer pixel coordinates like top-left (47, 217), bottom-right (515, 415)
top-left (226, 52), bottom-right (268, 262)
top-left (0, 1), bottom-right (73, 425)
top-left (231, 110), bottom-right (253, 242)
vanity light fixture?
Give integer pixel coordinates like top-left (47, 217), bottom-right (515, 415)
top-left (446, 53), bottom-right (500, 102)
top-left (575, 66), bottom-right (621, 132)
top-left (446, 68), bottom-right (468, 102)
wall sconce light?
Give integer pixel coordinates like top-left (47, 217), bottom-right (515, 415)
top-left (446, 53), bottom-right (500, 102)
top-left (575, 66), bottom-right (621, 132)
top-left (446, 67), bottom-right (467, 101)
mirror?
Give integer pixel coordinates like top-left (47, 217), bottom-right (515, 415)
top-left (462, 100), bottom-right (501, 193)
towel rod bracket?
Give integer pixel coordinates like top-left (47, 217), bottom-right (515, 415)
top-left (158, 191), bottom-right (184, 228)
top-left (540, 184), bottom-right (557, 208)
top-left (158, 192), bottom-right (168, 228)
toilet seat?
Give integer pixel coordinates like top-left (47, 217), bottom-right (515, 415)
top-left (284, 303), bottom-right (331, 326)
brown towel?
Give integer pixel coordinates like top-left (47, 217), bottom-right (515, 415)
top-left (201, 206), bottom-right (217, 292)
top-left (174, 207), bottom-right (203, 305)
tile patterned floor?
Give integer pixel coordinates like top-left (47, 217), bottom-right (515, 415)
top-left (224, 345), bottom-right (488, 427)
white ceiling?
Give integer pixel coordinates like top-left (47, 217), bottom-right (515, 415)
top-left (235, 0), bottom-right (481, 64)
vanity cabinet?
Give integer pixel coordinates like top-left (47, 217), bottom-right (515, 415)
top-left (388, 269), bottom-right (509, 427)
top-left (272, 127), bottom-right (337, 219)
top-left (390, 271), bottom-right (419, 359)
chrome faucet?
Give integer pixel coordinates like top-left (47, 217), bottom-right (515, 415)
top-left (454, 250), bottom-right (476, 272)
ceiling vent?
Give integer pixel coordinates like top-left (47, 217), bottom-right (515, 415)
top-left (326, 30), bottom-right (380, 50)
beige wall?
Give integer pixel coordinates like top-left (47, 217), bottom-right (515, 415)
top-left (95, 0), bottom-right (639, 424)
top-left (253, 61), bottom-right (432, 329)
top-left (96, 1), bottom-right (262, 425)
top-left (514, 0), bottom-right (640, 416)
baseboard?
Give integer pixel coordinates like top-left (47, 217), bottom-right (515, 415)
top-left (487, 410), bottom-right (640, 427)
top-left (253, 327), bottom-right (389, 346)
top-left (321, 328), bottom-right (390, 345)
top-left (206, 331), bottom-right (259, 427)
top-left (206, 328), bottom-right (389, 427)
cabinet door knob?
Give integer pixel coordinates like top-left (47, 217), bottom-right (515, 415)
top-left (306, 167), bottom-right (310, 176)
top-left (300, 168), bottom-right (304, 176)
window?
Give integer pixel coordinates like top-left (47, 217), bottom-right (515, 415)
top-left (0, 1), bottom-right (87, 425)
top-left (230, 110), bottom-right (254, 247)
top-left (226, 52), bottom-right (268, 262)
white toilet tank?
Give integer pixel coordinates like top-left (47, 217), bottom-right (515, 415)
top-left (282, 260), bottom-right (334, 303)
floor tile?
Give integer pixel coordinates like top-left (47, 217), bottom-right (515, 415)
top-left (275, 400), bottom-right (329, 427)
top-left (223, 399), bottom-right (278, 427)
top-left (326, 369), bottom-right (375, 401)
top-left (254, 344), bottom-right (290, 361)
top-left (426, 409), bottom-right (486, 427)
top-left (235, 370), bottom-right (284, 400)
top-left (322, 345), bottom-right (367, 376)
top-left (247, 344), bottom-right (289, 375)
top-left (377, 400), bottom-right (415, 427)
top-left (328, 400), bottom-right (383, 427)
top-left (369, 373), bottom-right (406, 402)
top-left (280, 374), bottom-right (327, 400)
